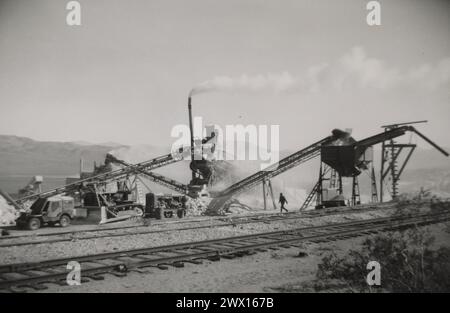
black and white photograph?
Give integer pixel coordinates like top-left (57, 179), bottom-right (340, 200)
top-left (0, 0), bottom-right (449, 299)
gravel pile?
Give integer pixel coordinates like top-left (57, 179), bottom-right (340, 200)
top-left (185, 197), bottom-right (210, 216)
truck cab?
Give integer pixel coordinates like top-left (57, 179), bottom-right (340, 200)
top-left (16, 196), bottom-right (76, 230)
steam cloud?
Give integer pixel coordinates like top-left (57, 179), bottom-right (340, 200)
top-left (109, 145), bottom-right (167, 164)
top-left (189, 72), bottom-right (297, 97)
top-left (189, 46), bottom-right (450, 97)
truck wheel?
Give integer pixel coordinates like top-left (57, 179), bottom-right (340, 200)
top-left (27, 218), bottom-right (41, 231)
top-left (156, 207), bottom-right (164, 220)
top-left (59, 215), bottom-right (71, 227)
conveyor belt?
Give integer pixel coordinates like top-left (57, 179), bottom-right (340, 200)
top-left (108, 157), bottom-right (190, 195)
top-left (15, 152), bottom-right (182, 204)
top-left (206, 135), bottom-right (336, 212)
top-left (214, 136), bottom-right (334, 198)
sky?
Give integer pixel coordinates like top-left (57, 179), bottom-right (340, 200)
top-left (0, 0), bottom-right (449, 151)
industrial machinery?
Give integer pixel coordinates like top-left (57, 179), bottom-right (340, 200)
top-left (300, 122), bottom-right (449, 210)
top-left (0, 151), bottom-right (180, 226)
top-left (14, 150), bottom-right (185, 206)
top-left (203, 122), bottom-right (447, 213)
top-left (145, 193), bottom-right (187, 219)
top-left (377, 120), bottom-right (446, 201)
top-left (5, 150), bottom-right (182, 216)
top-left (13, 126), bottom-right (220, 204)
top-left (187, 97), bottom-right (224, 189)
top-left (15, 195), bottom-right (76, 230)
top-left (5, 128), bottom-right (220, 225)
top-left (5, 97), bottom-right (448, 221)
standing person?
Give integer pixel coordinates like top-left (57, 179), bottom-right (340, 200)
top-left (279, 193), bottom-right (288, 213)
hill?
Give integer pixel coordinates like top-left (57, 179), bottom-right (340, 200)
top-left (0, 135), bottom-right (126, 193)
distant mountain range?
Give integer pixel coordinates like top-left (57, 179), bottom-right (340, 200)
top-left (0, 134), bottom-right (449, 197)
top-left (0, 135), bottom-right (126, 176)
top-left (72, 140), bottom-right (125, 148)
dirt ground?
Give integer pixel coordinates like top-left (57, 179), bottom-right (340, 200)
top-left (35, 222), bottom-right (450, 293)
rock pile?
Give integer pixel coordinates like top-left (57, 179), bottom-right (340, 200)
top-left (185, 197), bottom-right (210, 216)
top-left (0, 195), bottom-right (19, 226)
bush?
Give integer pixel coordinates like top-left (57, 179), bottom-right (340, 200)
top-left (315, 228), bottom-right (450, 292)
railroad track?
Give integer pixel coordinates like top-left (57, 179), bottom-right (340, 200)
top-left (1, 209), bottom-right (449, 292)
top-left (0, 204), bottom-right (394, 248)
top-left (1, 200), bottom-right (443, 243)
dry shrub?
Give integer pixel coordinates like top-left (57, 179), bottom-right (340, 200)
top-left (394, 189), bottom-right (450, 216)
top-left (315, 228), bottom-right (450, 292)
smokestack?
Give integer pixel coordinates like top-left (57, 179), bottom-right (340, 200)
top-left (188, 96), bottom-right (195, 180)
